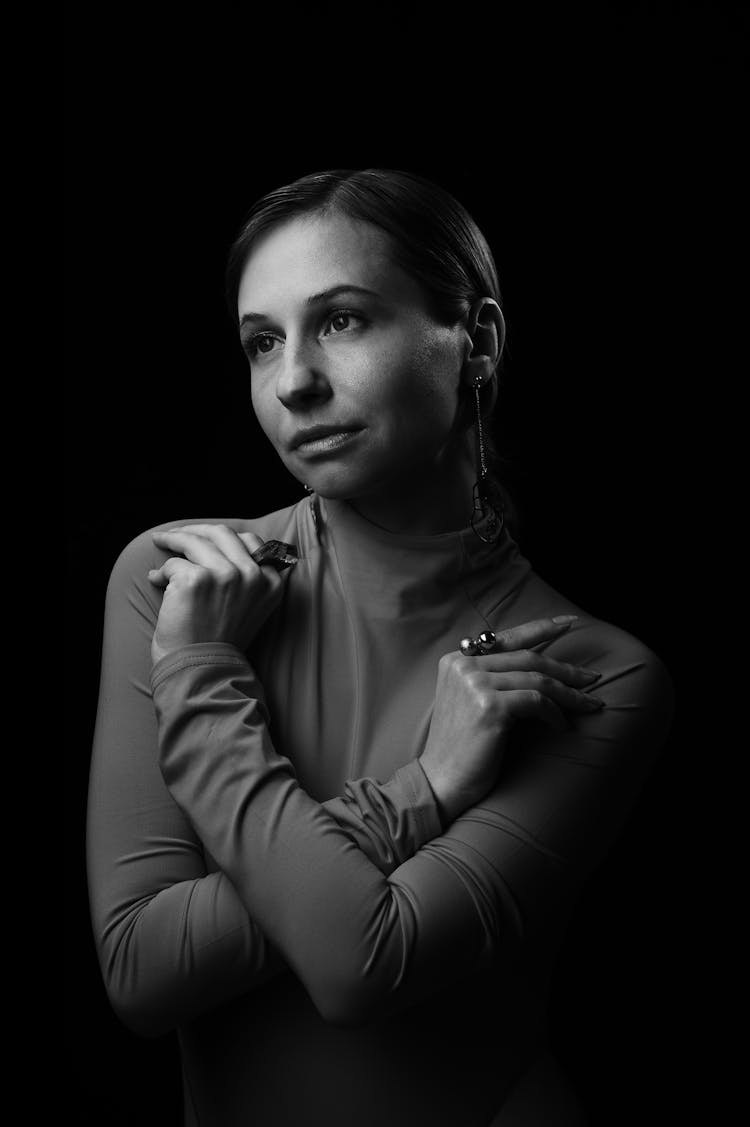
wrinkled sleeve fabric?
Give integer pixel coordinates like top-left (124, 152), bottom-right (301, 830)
top-left (151, 628), bottom-right (674, 1029)
top-left (86, 530), bottom-right (442, 1038)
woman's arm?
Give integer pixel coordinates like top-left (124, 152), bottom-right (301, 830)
top-left (151, 625), bottom-right (674, 1028)
top-left (87, 531), bottom-right (443, 1038)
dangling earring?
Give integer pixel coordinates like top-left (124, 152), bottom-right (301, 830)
top-left (303, 484), bottom-right (313, 493)
top-left (470, 375), bottom-right (505, 543)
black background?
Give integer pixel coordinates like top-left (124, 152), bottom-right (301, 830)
top-left (65, 8), bottom-right (744, 1124)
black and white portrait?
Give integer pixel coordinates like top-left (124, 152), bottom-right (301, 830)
top-left (66, 9), bottom-right (741, 1123)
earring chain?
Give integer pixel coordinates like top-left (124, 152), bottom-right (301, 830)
top-left (474, 380), bottom-right (488, 480)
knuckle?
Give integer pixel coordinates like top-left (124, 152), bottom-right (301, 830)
top-left (474, 689), bottom-right (495, 714)
top-left (269, 572), bottom-right (286, 596)
top-left (216, 565), bottom-right (238, 586)
top-left (180, 567), bottom-right (205, 588)
top-left (523, 670), bottom-right (548, 692)
top-left (465, 670), bottom-right (484, 693)
top-left (258, 562), bottom-right (279, 584)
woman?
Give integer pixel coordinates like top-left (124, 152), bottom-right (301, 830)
top-left (87, 168), bottom-right (674, 1125)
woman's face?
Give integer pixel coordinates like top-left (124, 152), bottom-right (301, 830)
top-left (236, 212), bottom-right (468, 502)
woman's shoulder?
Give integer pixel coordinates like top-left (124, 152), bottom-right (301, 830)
top-left (565, 612), bottom-right (667, 678)
top-left (569, 614), bottom-right (672, 710)
top-left (513, 566), bottom-right (669, 673)
top-left (509, 569), bottom-right (675, 741)
top-left (107, 501), bottom-right (307, 585)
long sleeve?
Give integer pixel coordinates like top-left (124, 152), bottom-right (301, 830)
top-left (86, 529), bottom-right (442, 1038)
top-left (151, 631), bottom-right (674, 1029)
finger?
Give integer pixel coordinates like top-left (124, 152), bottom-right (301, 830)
top-left (151, 529), bottom-right (239, 577)
top-left (160, 524), bottom-right (262, 572)
top-left (486, 671), bottom-right (606, 713)
top-left (502, 689), bottom-right (570, 733)
top-left (236, 531), bottom-right (271, 558)
top-left (147, 557), bottom-right (202, 589)
top-left (489, 614), bottom-right (580, 653)
top-left (470, 650), bottom-right (602, 687)
top-left (167, 524), bottom-right (265, 556)
top-left (236, 533), bottom-right (292, 592)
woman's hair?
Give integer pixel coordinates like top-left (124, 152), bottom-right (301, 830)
top-left (225, 168), bottom-right (510, 497)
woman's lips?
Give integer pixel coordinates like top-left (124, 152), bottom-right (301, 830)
top-left (295, 429), bottom-right (364, 455)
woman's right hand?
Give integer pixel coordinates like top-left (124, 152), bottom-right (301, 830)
top-left (419, 615), bottom-right (605, 825)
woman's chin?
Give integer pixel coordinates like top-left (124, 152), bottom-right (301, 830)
top-left (305, 481), bottom-right (363, 502)
top-left (292, 466), bottom-right (377, 502)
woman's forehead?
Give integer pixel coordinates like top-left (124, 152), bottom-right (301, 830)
top-left (236, 213), bottom-right (419, 317)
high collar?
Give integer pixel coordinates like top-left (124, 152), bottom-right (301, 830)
top-left (312, 494), bottom-right (528, 620)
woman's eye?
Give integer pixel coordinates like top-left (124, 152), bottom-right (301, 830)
top-left (324, 310), bottom-right (362, 335)
top-left (244, 311), bottom-right (363, 359)
top-left (247, 333), bottom-right (279, 358)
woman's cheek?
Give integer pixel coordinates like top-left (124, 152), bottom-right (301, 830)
top-left (347, 338), bottom-right (413, 405)
top-left (250, 381), bottom-right (279, 440)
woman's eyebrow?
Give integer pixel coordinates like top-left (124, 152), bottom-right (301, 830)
top-left (239, 285), bottom-right (381, 329)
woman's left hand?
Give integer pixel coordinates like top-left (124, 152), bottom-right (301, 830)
top-left (147, 524), bottom-right (292, 665)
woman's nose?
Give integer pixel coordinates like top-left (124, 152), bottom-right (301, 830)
top-left (275, 337), bottom-right (332, 408)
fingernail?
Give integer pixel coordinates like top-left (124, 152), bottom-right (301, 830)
top-left (552, 614), bottom-right (578, 624)
top-left (589, 697), bottom-right (606, 708)
top-left (582, 669), bottom-right (602, 681)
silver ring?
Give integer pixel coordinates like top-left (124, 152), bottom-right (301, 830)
top-left (458, 630), bottom-right (496, 656)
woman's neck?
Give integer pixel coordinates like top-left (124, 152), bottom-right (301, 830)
top-left (345, 447), bottom-right (477, 536)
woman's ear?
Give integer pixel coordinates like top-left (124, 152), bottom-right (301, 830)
top-left (462, 299), bottom-right (506, 387)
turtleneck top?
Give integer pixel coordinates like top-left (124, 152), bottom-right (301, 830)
top-left (87, 494), bottom-right (673, 1126)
